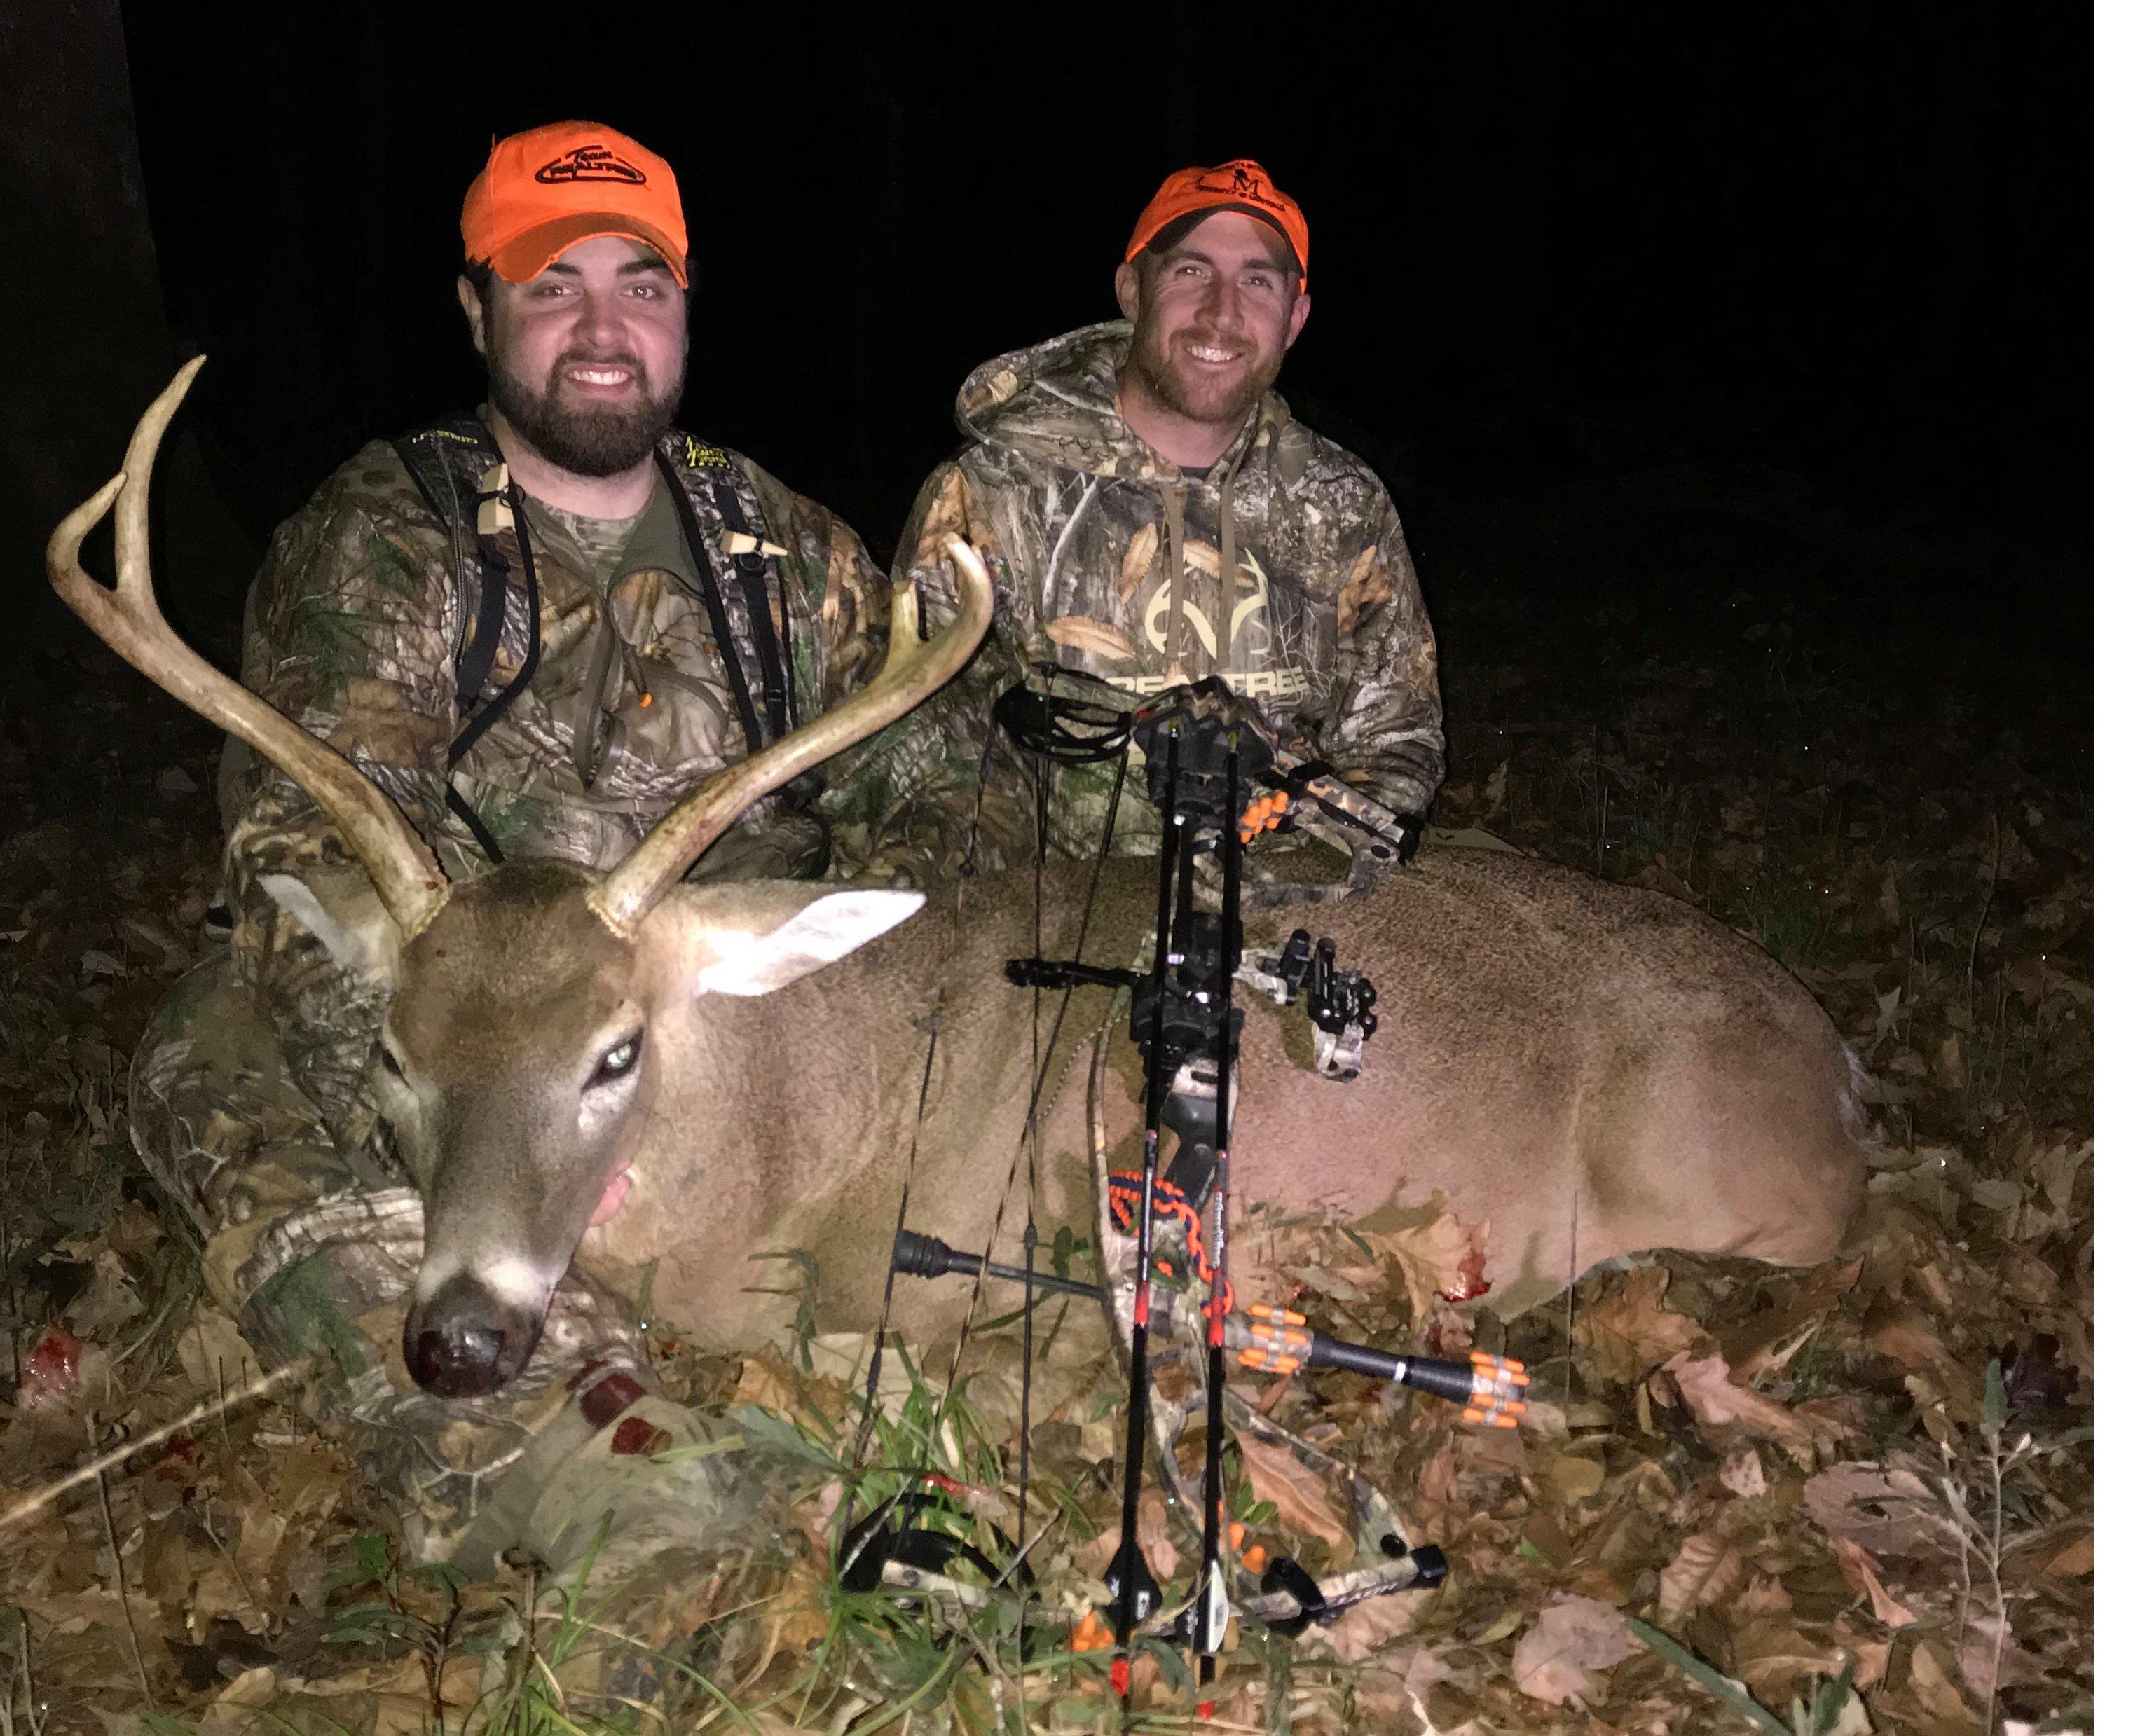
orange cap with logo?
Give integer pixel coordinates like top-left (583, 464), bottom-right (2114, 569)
top-left (461, 120), bottom-right (689, 286)
top-left (1125, 159), bottom-right (1309, 289)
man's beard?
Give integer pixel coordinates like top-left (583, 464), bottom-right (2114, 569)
top-left (1125, 319), bottom-right (1283, 429)
top-left (489, 350), bottom-right (683, 478)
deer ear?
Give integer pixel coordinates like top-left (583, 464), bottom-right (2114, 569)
top-left (256, 867), bottom-right (402, 988)
top-left (668, 886), bottom-right (926, 1000)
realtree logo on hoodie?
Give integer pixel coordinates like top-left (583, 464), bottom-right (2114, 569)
top-left (1122, 551), bottom-right (1309, 702)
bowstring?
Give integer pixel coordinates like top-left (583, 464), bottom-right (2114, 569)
top-left (835, 717), bottom-right (999, 1545)
top-left (1015, 693), bottom-right (1051, 1688)
top-left (841, 707), bottom-right (1132, 1592)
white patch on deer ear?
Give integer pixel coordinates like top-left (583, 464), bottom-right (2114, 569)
top-left (693, 889), bottom-right (925, 999)
top-left (257, 867), bottom-right (400, 986)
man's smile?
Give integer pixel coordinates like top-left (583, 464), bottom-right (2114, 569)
top-left (1182, 338), bottom-right (1247, 366)
top-left (559, 360), bottom-right (642, 397)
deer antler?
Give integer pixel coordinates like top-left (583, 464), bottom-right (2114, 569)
top-left (48, 359), bottom-right (453, 935)
top-left (590, 539), bottom-right (995, 935)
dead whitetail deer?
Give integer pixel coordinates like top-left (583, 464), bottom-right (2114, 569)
top-left (55, 365), bottom-right (1867, 1399)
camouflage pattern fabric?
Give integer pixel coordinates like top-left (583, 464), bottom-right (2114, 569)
top-left (882, 322), bottom-right (1446, 867)
top-left (218, 418), bottom-right (945, 1173)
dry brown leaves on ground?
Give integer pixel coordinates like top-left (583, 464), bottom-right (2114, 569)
top-left (1, 538), bottom-right (2090, 1732)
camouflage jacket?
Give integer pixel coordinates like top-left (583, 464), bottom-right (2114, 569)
top-left (222, 420), bottom-right (917, 1146)
top-left (882, 322), bottom-right (1446, 862)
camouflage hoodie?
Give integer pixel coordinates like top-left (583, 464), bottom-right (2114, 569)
top-left (222, 424), bottom-right (917, 1147)
top-left (884, 322), bottom-right (1445, 861)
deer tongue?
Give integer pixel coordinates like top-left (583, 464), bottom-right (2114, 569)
top-left (590, 1166), bottom-right (634, 1227)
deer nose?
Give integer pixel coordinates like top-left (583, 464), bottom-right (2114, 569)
top-left (403, 1273), bottom-right (537, 1396)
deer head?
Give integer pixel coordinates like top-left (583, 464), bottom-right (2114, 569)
top-left (51, 362), bottom-right (992, 1396)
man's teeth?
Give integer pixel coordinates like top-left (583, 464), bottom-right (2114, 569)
top-left (1186, 343), bottom-right (1242, 364)
top-left (568, 366), bottom-right (632, 385)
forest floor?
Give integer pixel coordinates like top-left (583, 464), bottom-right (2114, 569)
top-left (0, 471), bottom-right (2092, 1734)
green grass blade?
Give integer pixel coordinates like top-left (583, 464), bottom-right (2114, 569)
top-left (1623, 1615), bottom-right (1792, 1735)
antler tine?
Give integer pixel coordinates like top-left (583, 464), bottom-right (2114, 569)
top-left (48, 360), bottom-right (452, 935)
top-left (590, 538), bottom-right (995, 935)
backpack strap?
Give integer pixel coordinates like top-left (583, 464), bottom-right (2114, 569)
top-left (437, 466), bottom-right (541, 864)
top-left (707, 474), bottom-right (794, 740)
top-left (392, 428), bottom-right (509, 718)
top-left (390, 425), bottom-right (536, 865)
top-left (653, 447), bottom-right (791, 754)
top-left (391, 425), bottom-right (797, 863)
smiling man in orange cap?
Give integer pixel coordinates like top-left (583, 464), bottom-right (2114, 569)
top-left (455, 121), bottom-right (696, 502)
top-left (130, 121), bottom-right (933, 1601)
top-left (888, 158), bottom-right (1444, 872)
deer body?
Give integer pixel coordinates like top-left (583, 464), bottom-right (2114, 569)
top-left (53, 366), bottom-right (1867, 1399)
top-left (572, 846), bottom-right (1867, 1349)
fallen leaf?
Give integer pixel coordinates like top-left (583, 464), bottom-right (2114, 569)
top-left (1657, 1533), bottom-right (1743, 1625)
top-left (1351, 1194), bottom-right (1486, 1321)
top-left (1080, 1487), bottom-right (1179, 1584)
top-left (1957, 1608), bottom-right (2039, 1704)
top-left (1543, 1449), bottom-right (1605, 1504)
top-left (1392, 1643), bottom-right (1457, 1716)
top-left (1315, 1585), bottom-right (1420, 1660)
top-left (1908, 1637), bottom-right (1973, 1723)
top-left (1510, 1594), bottom-right (1638, 1707)
top-left (1874, 979), bottom-right (1903, 1037)
top-left (203, 1664), bottom-right (280, 1725)
top-left (1803, 1462), bottom-right (1954, 1560)
top-left (1665, 1351), bottom-right (1844, 1468)
top-left (64, 1248), bottom-right (144, 1335)
top-left (177, 1307), bottom-right (266, 1392)
top-left (2034, 1530), bottom-right (2092, 1578)
top-left (1717, 1446), bottom-right (1767, 1498)
top-left (1720, 1258), bottom-right (1858, 1385)
top-left (1574, 1265), bottom-right (1709, 1381)
top-left (1905, 1373), bottom-right (1963, 1447)
top-left (1831, 1536), bottom-right (1920, 1627)
top-left (1237, 1426), bottom-right (1352, 1557)
top-left (1734, 1570), bottom-right (1795, 1618)
top-left (1862, 1294), bottom-right (1980, 1412)
top-left (1820, 1686), bottom-right (1879, 1735)
top-left (730, 1355), bottom-right (812, 1421)
top-left (1734, 1617), bottom-right (1851, 1697)
top-left (1845, 1632), bottom-right (1893, 1690)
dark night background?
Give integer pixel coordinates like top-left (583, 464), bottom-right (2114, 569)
top-left (3, 1), bottom-right (2088, 675)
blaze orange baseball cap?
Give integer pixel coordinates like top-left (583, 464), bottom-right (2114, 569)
top-left (461, 121), bottom-right (689, 286)
top-left (1125, 160), bottom-right (1309, 289)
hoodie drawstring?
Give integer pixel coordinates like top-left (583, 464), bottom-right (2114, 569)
top-left (1215, 460), bottom-right (1240, 672)
top-left (1162, 479), bottom-right (1190, 675)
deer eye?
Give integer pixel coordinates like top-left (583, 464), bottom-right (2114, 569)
top-left (589, 1033), bottom-right (643, 1088)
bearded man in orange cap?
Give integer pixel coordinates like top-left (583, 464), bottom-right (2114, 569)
top-left (129, 123), bottom-right (925, 1599)
top-left (889, 160), bottom-right (1445, 876)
